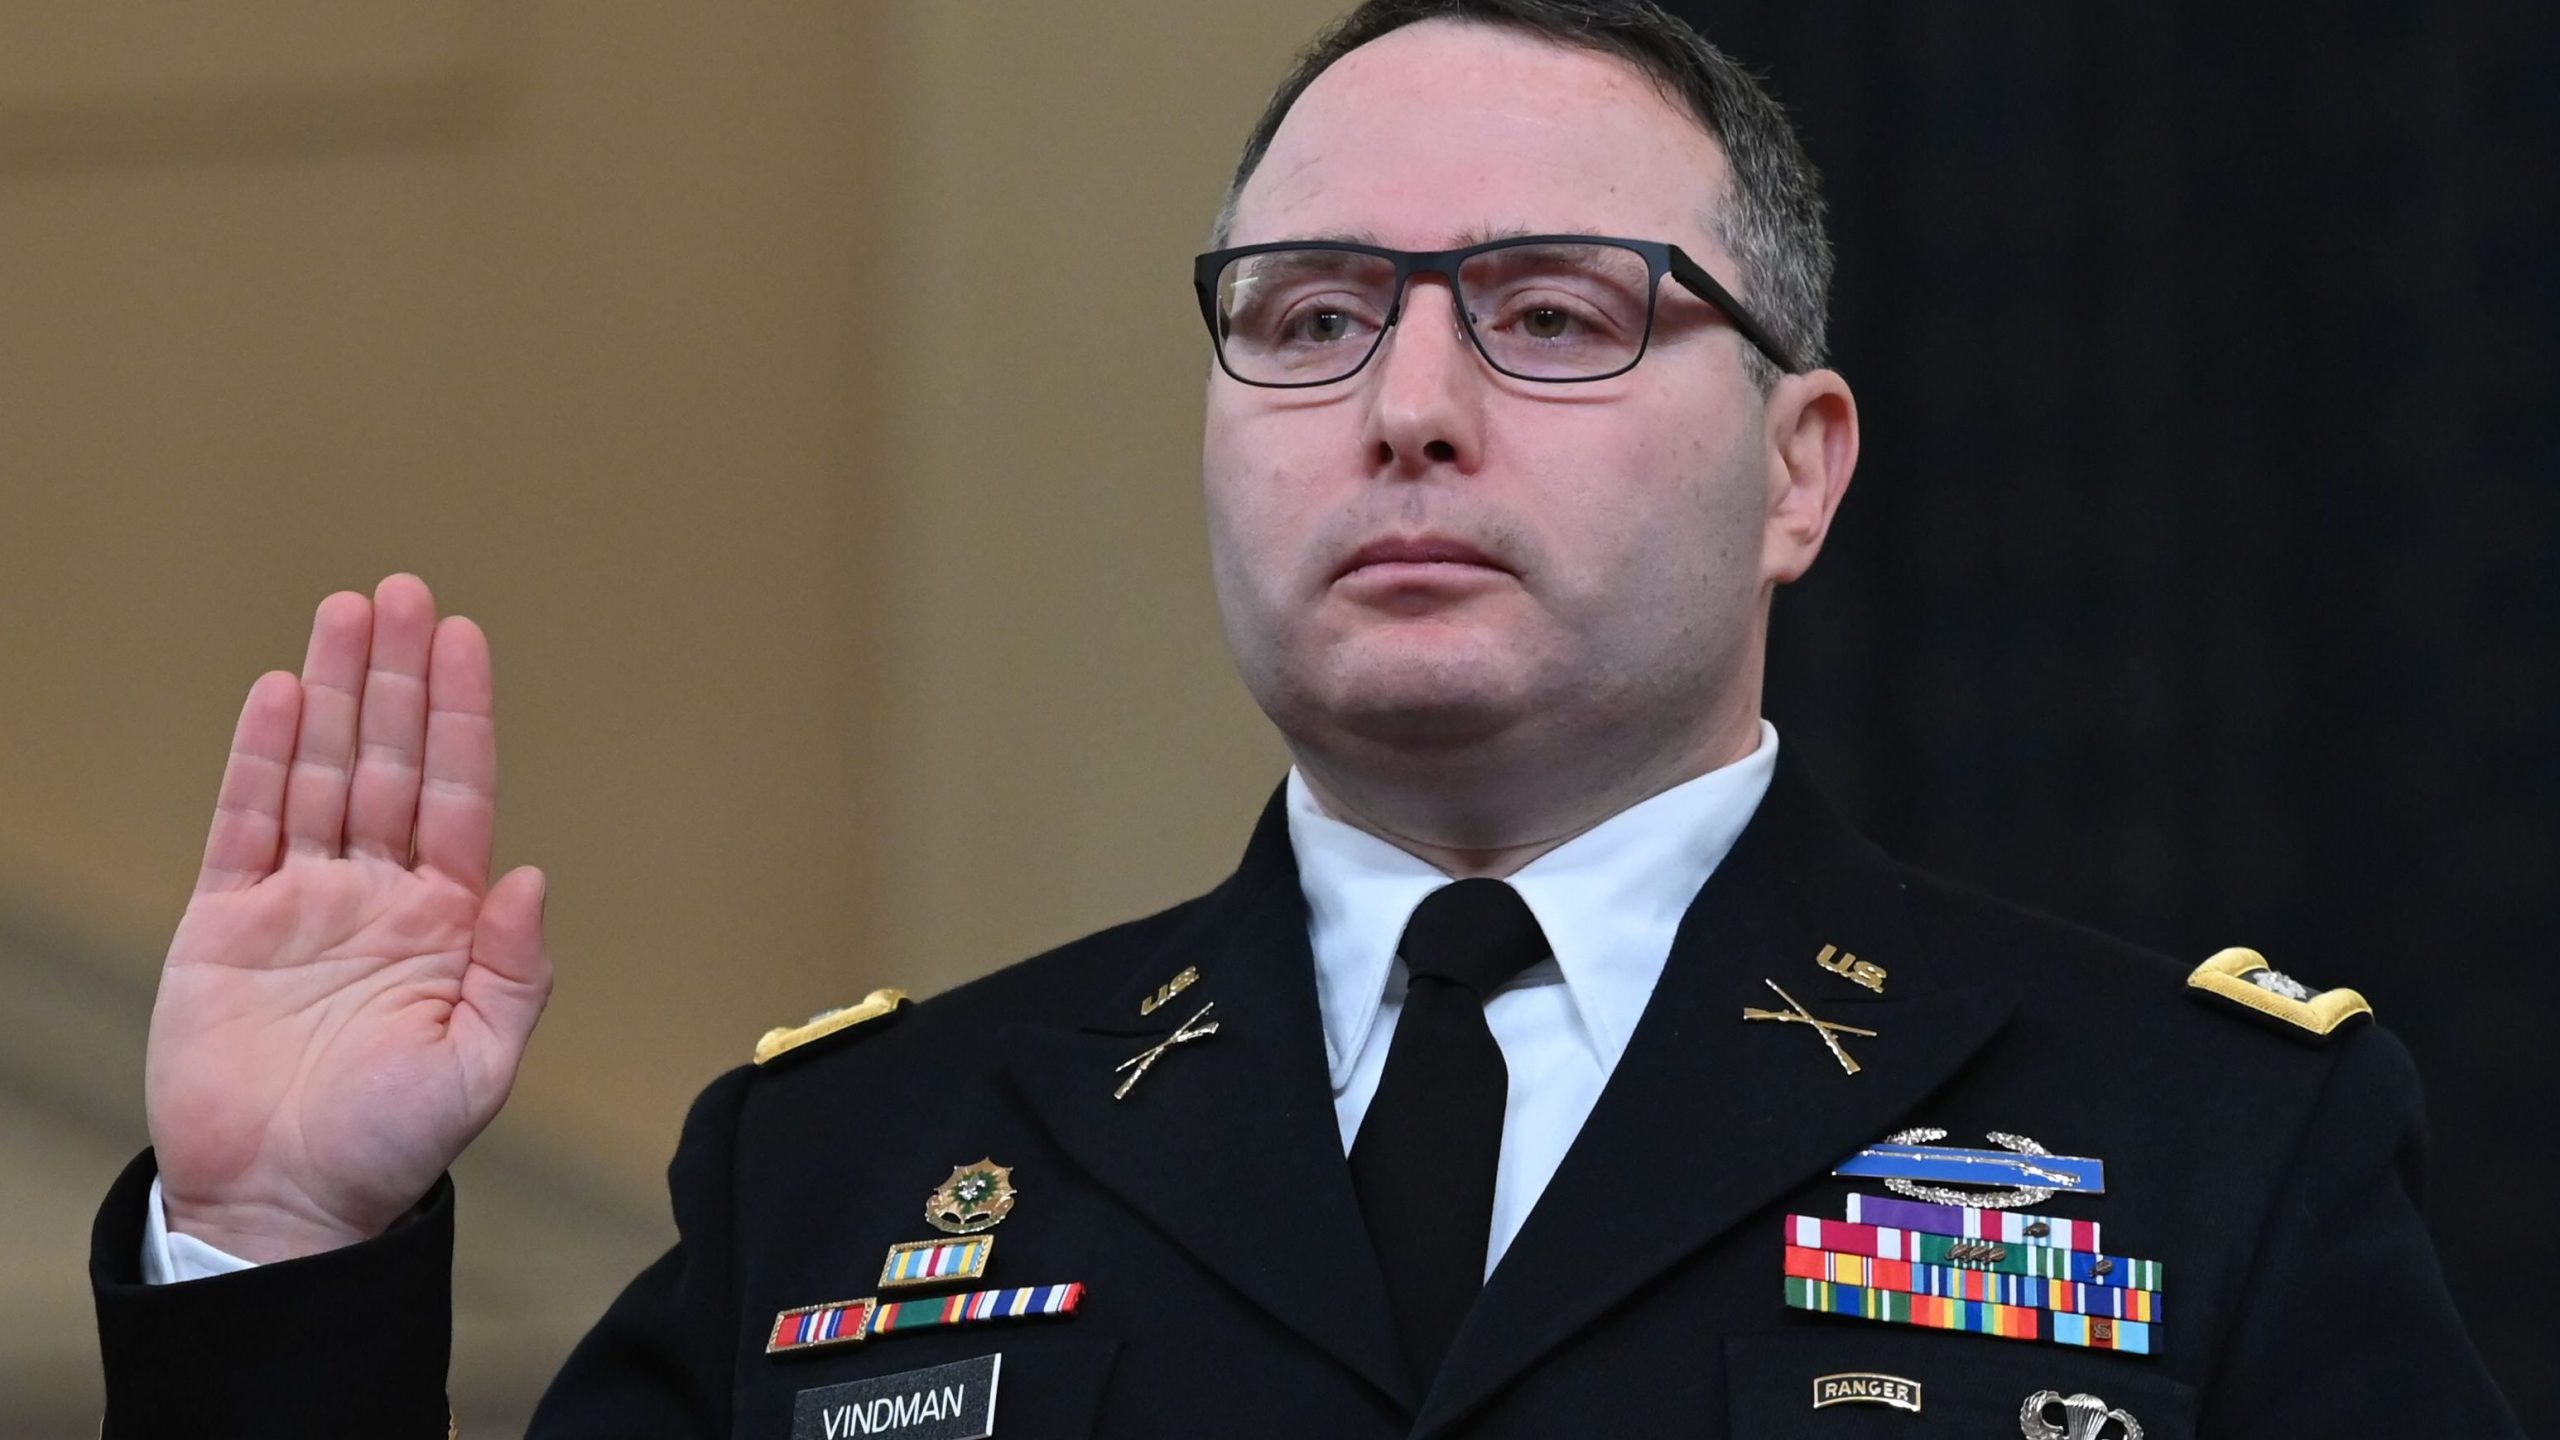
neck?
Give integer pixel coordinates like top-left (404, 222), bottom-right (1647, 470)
top-left (1291, 705), bottom-right (1765, 879)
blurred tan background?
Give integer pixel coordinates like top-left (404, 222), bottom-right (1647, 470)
top-left (0, 2), bottom-right (1341, 1432)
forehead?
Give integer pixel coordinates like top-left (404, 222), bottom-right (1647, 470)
top-left (1229, 20), bottom-right (1729, 254)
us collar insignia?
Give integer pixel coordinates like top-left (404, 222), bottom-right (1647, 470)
top-left (926, 1159), bottom-right (1017, 1235)
top-left (1815, 943), bottom-right (1888, 994)
top-left (1782, 1195), bottom-right (2164, 1356)
top-left (1834, 1128), bottom-right (2106, 1209)
top-left (1139, 965), bottom-right (1200, 1016)
top-left (2187, 947), bottom-right (2372, 1041)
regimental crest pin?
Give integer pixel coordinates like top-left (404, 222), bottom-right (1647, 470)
top-left (925, 1159), bottom-right (1017, 1235)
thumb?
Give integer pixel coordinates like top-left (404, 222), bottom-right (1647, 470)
top-left (456, 865), bottom-right (553, 1113)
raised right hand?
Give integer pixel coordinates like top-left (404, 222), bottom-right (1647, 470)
top-left (146, 574), bottom-right (552, 1262)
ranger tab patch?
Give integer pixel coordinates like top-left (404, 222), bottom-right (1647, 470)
top-left (755, 988), bottom-right (912, 1065)
top-left (2186, 948), bottom-right (2372, 1042)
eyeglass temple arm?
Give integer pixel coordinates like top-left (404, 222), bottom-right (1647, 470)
top-left (1667, 249), bottom-right (1802, 375)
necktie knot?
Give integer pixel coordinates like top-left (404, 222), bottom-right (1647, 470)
top-left (1398, 878), bottom-right (1550, 997)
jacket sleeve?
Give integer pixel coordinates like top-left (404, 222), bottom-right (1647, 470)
top-left (89, 1065), bottom-right (759, 1440)
top-left (527, 1064), bottom-right (756, 1437)
top-left (2202, 1026), bottom-right (2523, 1436)
top-left (90, 1149), bottom-right (458, 1440)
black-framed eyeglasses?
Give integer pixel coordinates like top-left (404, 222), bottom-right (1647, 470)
top-left (1192, 234), bottom-right (1800, 388)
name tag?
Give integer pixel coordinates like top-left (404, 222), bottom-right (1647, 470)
top-left (792, 1353), bottom-right (1002, 1440)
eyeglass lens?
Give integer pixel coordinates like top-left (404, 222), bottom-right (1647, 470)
top-left (1213, 242), bottom-right (1656, 385)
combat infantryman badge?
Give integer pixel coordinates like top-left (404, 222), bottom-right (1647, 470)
top-left (1834, 1127), bottom-right (2107, 1209)
top-left (926, 1160), bottom-right (1017, 1235)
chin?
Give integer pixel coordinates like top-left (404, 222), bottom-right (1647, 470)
top-left (1301, 658), bottom-right (1540, 752)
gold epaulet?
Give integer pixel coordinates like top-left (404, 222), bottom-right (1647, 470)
top-left (754, 987), bottom-right (911, 1065)
top-left (2185, 947), bottom-right (2372, 1042)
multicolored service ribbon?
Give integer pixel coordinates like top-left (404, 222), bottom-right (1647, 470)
top-left (879, 1236), bottom-right (994, 1289)
top-left (1785, 1214), bottom-right (2163, 1289)
top-left (868, 1283), bottom-right (1085, 1338)
top-left (1784, 1278), bottom-right (2155, 1355)
top-left (1843, 1192), bottom-right (2103, 1252)
top-left (766, 1297), bottom-right (878, 1354)
top-left (1783, 1246), bottom-right (2161, 1321)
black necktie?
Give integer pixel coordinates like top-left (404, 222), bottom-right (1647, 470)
top-left (1349, 877), bottom-right (1552, 1390)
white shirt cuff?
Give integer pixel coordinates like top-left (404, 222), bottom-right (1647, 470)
top-left (142, 1175), bottom-right (261, 1285)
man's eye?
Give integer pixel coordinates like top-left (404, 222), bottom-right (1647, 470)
top-left (1295, 309), bottom-right (1354, 344)
top-left (1521, 307), bottom-right (1572, 341)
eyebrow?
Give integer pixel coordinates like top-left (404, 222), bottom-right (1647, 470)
top-left (1284, 224), bottom-right (1613, 250)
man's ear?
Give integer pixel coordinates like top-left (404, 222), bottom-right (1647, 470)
top-left (1763, 368), bottom-right (1859, 586)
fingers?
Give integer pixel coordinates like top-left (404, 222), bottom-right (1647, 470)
top-left (455, 866), bottom-right (552, 1116)
top-left (194, 672), bottom-right (303, 893)
top-left (416, 615), bottom-right (498, 889)
top-left (344, 576), bottom-right (439, 861)
top-left (280, 591), bottom-right (372, 857)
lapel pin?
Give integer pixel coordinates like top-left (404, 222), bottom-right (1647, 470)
top-left (1743, 978), bottom-right (1877, 1075)
top-left (1816, 943), bottom-right (1889, 994)
top-left (2021, 1390), bottom-right (2144, 1440)
top-left (925, 1159), bottom-right (1017, 1235)
top-left (1833, 1128), bottom-right (2106, 1209)
top-left (1139, 964), bottom-right (1201, 1016)
top-left (879, 1235), bottom-right (993, 1290)
top-left (1113, 1000), bottom-right (1221, 1100)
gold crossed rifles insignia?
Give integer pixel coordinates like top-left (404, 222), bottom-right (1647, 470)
top-left (1742, 977), bottom-right (1877, 1075)
top-left (1112, 1002), bottom-right (1221, 1099)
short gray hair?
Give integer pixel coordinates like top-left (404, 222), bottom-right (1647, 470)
top-left (1215, 0), bottom-right (1832, 390)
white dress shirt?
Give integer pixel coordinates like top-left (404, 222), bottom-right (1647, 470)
top-left (148, 720), bottom-right (1778, 1286)
top-left (1290, 719), bottom-right (1777, 1277)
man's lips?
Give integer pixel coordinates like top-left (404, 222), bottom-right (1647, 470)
top-left (1333, 535), bottom-right (1512, 582)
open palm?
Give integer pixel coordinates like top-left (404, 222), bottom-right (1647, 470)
top-left (147, 575), bottom-right (550, 1262)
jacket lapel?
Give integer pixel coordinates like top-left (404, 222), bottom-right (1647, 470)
top-left (1415, 757), bottom-right (2022, 1436)
top-left (1004, 791), bottom-right (1414, 1412)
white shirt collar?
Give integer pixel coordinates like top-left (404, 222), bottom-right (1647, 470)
top-left (1289, 720), bottom-right (1780, 1088)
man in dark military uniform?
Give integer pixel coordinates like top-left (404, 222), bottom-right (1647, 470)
top-left (91, 2), bottom-right (2522, 1436)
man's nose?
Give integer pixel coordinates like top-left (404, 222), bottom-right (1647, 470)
top-left (1361, 278), bottom-right (1485, 477)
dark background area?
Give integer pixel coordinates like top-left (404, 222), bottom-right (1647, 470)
top-left (1670, 0), bottom-right (2558, 1428)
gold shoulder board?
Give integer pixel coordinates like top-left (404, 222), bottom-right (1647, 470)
top-left (2186, 948), bottom-right (2372, 1041)
top-left (754, 987), bottom-right (911, 1065)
